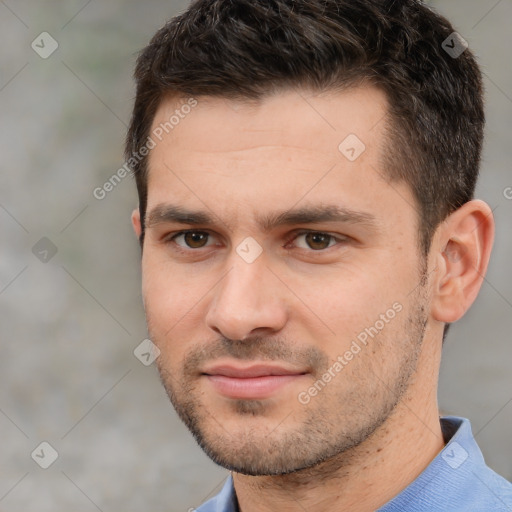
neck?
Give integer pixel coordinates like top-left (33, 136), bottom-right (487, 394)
top-left (233, 344), bottom-right (445, 512)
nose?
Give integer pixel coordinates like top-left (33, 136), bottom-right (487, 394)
top-left (205, 255), bottom-right (288, 341)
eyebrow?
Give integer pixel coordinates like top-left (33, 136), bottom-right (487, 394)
top-left (145, 204), bottom-right (378, 232)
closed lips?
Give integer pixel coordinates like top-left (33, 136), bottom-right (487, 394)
top-left (202, 364), bottom-right (307, 378)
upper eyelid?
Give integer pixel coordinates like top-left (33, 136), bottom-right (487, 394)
top-left (169, 230), bottom-right (217, 244)
top-left (167, 229), bottom-right (342, 238)
top-left (288, 229), bottom-right (348, 240)
top-left (167, 229), bottom-right (347, 247)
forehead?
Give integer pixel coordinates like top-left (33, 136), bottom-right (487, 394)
top-left (149, 86), bottom-right (388, 162)
top-left (143, 86), bottom-right (414, 233)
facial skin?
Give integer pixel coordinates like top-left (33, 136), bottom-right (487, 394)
top-left (132, 86), bottom-right (494, 511)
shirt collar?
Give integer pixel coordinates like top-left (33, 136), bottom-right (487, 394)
top-left (378, 416), bottom-right (484, 511)
top-left (197, 416), bottom-right (485, 512)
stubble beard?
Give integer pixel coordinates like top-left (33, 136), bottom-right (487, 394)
top-left (152, 291), bottom-right (428, 478)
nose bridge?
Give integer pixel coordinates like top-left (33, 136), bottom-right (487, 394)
top-left (223, 256), bottom-right (266, 306)
top-left (206, 251), bottom-right (287, 340)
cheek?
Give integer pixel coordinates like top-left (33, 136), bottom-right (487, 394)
top-left (142, 259), bottom-right (179, 330)
top-left (141, 257), bottom-right (210, 340)
top-left (299, 268), bottom-right (382, 317)
top-left (142, 284), bottom-right (191, 369)
top-left (302, 266), bottom-right (410, 352)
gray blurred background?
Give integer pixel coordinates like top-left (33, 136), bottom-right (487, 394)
top-left (0, 1), bottom-right (511, 510)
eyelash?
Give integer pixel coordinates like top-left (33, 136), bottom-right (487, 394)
top-left (165, 230), bottom-right (348, 254)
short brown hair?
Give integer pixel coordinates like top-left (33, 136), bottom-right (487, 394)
top-left (126, 0), bottom-right (484, 256)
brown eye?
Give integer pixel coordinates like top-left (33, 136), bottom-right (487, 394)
top-left (183, 231), bottom-right (209, 248)
top-left (171, 231), bottom-right (211, 249)
top-left (304, 232), bottom-right (334, 250)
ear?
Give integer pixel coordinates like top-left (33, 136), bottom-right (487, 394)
top-left (131, 207), bottom-right (142, 239)
top-left (430, 200), bottom-right (494, 324)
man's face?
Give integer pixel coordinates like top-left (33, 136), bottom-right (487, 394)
top-left (135, 86), bottom-right (431, 475)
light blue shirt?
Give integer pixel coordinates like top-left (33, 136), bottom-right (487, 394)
top-left (196, 416), bottom-right (512, 511)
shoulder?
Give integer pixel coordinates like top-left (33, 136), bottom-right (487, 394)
top-left (470, 463), bottom-right (512, 511)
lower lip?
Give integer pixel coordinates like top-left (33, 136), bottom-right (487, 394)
top-left (205, 374), bottom-right (303, 399)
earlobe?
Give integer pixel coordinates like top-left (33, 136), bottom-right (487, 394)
top-left (431, 200), bottom-right (494, 324)
top-left (131, 208), bottom-right (142, 238)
